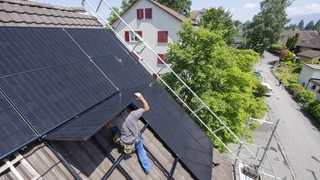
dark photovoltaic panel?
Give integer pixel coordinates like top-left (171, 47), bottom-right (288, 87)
top-left (0, 61), bottom-right (118, 134)
top-left (65, 28), bottom-right (127, 59)
top-left (142, 83), bottom-right (213, 179)
top-left (0, 27), bottom-right (88, 77)
top-left (0, 93), bottom-right (37, 160)
top-left (0, 27), bottom-right (213, 179)
top-left (44, 73), bottom-right (153, 141)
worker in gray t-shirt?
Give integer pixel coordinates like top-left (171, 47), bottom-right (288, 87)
top-left (106, 92), bottom-right (149, 145)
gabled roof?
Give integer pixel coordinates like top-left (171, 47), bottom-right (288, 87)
top-left (280, 30), bottom-right (318, 44)
top-left (297, 36), bottom-right (320, 50)
top-left (189, 8), bottom-right (207, 20)
top-left (304, 64), bottom-right (320, 70)
top-left (148, 0), bottom-right (187, 22)
top-left (297, 49), bottom-right (320, 58)
top-left (0, 0), bottom-right (101, 27)
top-left (112, 0), bottom-right (187, 25)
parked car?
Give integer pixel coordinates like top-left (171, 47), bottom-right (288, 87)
top-left (261, 82), bottom-right (273, 96)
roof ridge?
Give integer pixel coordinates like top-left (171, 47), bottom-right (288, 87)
top-left (0, 0), bottom-right (84, 12)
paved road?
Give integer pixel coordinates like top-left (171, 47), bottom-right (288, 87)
top-left (254, 51), bottom-right (320, 180)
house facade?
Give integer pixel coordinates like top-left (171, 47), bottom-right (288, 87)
top-left (190, 8), bottom-right (207, 25)
top-left (298, 64), bottom-right (320, 100)
top-left (112, 0), bottom-right (186, 74)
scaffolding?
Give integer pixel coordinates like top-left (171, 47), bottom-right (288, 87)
top-left (81, 0), bottom-right (282, 179)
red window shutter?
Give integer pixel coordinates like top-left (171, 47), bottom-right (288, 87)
top-left (157, 54), bottom-right (167, 64)
top-left (158, 31), bottom-right (168, 43)
top-left (137, 31), bottom-right (142, 38)
top-left (137, 9), bottom-right (144, 20)
top-left (125, 31), bottom-right (129, 42)
top-left (145, 8), bottom-right (152, 19)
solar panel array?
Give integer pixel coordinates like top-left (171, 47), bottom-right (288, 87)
top-left (0, 27), bottom-right (213, 179)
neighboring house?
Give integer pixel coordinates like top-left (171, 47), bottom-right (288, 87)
top-left (296, 36), bottom-right (320, 52)
top-left (280, 30), bottom-right (318, 46)
top-left (298, 64), bottom-right (320, 100)
top-left (0, 0), bottom-right (232, 179)
top-left (189, 8), bottom-right (207, 25)
top-left (297, 50), bottom-right (320, 62)
top-left (112, 0), bottom-right (187, 74)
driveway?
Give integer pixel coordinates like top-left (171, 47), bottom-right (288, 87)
top-left (254, 51), bottom-right (320, 180)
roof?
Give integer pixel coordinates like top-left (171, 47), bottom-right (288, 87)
top-left (297, 36), bottom-right (320, 50)
top-left (189, 8), bottom-right (207, 20)
top-left (297, 49), bottom-right (320, 58)
top-left (304, 64), bottom-right (320, 70)
top-left (148, 0), bottom-right (187, 22)
top-left (0, 26), bottom-right (214, 179)
top-left (280, 30), bottom-right (318, 44)
top-left (0, 0), bottom-right (101, 27)
top-left (310, 79), bottom-right (320, 86)
top-left (113, 0), bottom-right (187, 25)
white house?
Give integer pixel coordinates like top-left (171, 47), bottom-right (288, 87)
top-left (112, 0), bottom-right (187, 75)
top-left (189, 8), bottom-right (207, 25)
top-left (298, 64), bottom-right (320, 100)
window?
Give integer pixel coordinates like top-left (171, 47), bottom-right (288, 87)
top-left (137, 9), bottom-right (144, 20)
top-left (157, 31), bottom-right (168, 43)
top-left (125, 31), bottom-right (142, 42)
top-left (157, 54), bottom-right (167, 64)
top-left (145, 8), bottom-right (152, 19)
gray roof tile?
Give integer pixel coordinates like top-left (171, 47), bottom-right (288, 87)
top-left (0, 0), bottom-right (102, 28)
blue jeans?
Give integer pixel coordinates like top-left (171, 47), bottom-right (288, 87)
top-left (136, 136), bottom-right (151, 174)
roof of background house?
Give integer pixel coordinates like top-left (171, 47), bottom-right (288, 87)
top-left (189, 8), bottom-right (207, 20)
top-left (297, 36), bottom-right (320, 50)
top-left (280, 30), bottom-right (318, 45)
top-left (112, 0), bottom-right (187, 26)
top-left (310, 79), bottom-right (320, 86)
top-left (304, 64), bottom-right (320, 70)
top-left (297, 49), bottom-right (320, 58)
top-left (0, 0), bottom-right (101, 27)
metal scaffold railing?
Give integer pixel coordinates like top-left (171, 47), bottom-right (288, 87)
top-left (81, 1), bottom-right (281, 179)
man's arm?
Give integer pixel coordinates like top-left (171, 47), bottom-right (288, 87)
top-left (135, 93), bottom-right (149, 113)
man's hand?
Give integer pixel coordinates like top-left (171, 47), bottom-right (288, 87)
top-left (134, 92), bottom-right (149, 113)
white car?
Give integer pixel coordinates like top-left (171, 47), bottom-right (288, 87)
top-left (261, 82), bottom-right (273, 96)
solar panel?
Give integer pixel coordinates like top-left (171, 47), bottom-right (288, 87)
top-left (0, 27), bottom-right (88, 78)
top-left (0, 93), bottom-right (37, 160)
top-left (0, 61), bottom-right (118, 134)
top-left (65, 28), bottom-right (127, 59)
top-left (0, 27), bottom-right (213, 179)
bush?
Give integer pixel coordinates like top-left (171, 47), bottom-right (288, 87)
top-left (287, 83), bottom-right (303, 91)
top-left (268, 43), bottom-right (284, 55)
top-left (254, 83), bottom-right (268, 97)
top-left (296, 90), bottom-right (316, 104)
top-left (304, 100), bottom-right (320, 123)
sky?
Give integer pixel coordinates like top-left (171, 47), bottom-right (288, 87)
top-left (34, 0), bottom-right (320, 24)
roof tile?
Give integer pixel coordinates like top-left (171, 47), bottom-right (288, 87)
top-left (0, 0), bottom-right (101, 28)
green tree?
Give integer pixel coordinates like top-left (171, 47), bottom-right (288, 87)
top-left (162, 20), bottom-right (267, 150)
top-left (305, 20), bottom-right (315, 30)
top-left (155, 0), bottom-right (191, 16)
top-left (298, 20), bottom-right (304, 30)
top-left (286, 33), bottom-right (299, 52)
top-left (315, 20), bottom-right (320, 30)
top-left (199, 7), bottom-right (237, 45)
top-left (107, 7), bottom-right (121, 24)
top-left (246, 0), bottom-right (293, 54)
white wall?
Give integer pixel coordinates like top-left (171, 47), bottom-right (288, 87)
top-left (298, 64), bottom-right (320, 88)
top-left (112, 0), bottom-right (183, 74)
